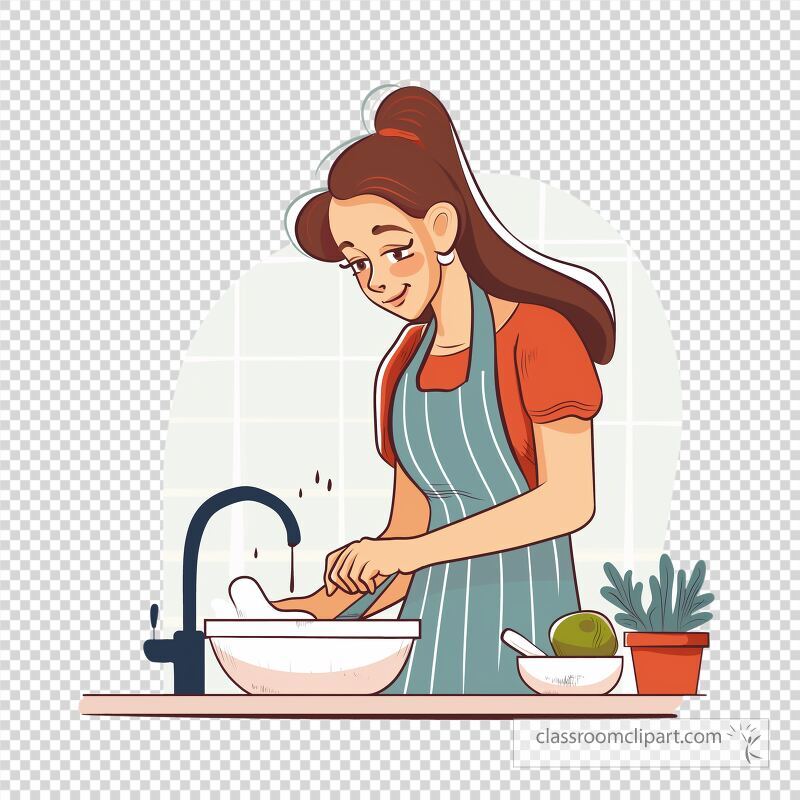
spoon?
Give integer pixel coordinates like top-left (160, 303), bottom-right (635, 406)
top-left (501, 627), bottom-right (548, 658)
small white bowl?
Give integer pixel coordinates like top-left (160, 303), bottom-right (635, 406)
top-left (205, 618), bottom-right (420, 695)
top-left (517, 656), bottom-right (623, 695)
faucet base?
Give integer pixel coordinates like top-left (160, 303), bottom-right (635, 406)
top-left (173, 629), bottom-right (205, 695)
top-left (144, 629), bottom-right (206, 695)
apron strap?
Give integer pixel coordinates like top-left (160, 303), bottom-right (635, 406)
top-left (466, 277), bottom-right (498, 374)
top-left (335, 571), bottom-right (401, 618)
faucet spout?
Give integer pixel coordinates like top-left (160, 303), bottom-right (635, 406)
top-left (182, 486), bottom-right (301, 633)
top-left (145, 485), bottom-right (301, 695)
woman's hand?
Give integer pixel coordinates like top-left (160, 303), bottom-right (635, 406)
top-left (324, 536), bottom-right (422, 595)
top-left (270, 597), bottom-right (318, 618)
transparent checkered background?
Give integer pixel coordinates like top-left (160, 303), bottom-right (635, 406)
top-left (1, 1), bottom-right (796, 797)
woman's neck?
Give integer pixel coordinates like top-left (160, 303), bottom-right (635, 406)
top-left (429, 258), bottom-right (473, 349)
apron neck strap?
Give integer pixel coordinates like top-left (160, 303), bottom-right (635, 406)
top-left (466, 277), bottom-right (497, 371)
top-left (408, 277), bottom-right (497, 380)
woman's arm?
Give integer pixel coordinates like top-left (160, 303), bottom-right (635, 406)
top-left (272, 462), bottom-right (430, 618)
top-left (409, 416), bottom-right (595, 566)
top-left (326, 417), bottom-right (595, 593)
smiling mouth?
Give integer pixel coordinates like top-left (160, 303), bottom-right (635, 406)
top-left (382, 284), bottom-right (410, 307)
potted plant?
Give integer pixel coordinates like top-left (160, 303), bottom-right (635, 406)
top-left (600, 554), bottom-right (714, 695)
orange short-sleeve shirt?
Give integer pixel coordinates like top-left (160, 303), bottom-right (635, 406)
top-left (375, 303), bottom-right (603, 490)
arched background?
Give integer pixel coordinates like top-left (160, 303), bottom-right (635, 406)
top-left (161, 173), bottom-right (682, 692)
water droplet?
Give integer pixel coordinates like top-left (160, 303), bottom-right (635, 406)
top-left (254, 547), bottom-right (258, 559)
top-left (289, 545), bottom-right (295, 593)
top-left (315, 470), bottom-right (320, 484)
top-left (326, 478), bottom-right (332, 492)
top-left (298, 488), bottom-right (303, 498)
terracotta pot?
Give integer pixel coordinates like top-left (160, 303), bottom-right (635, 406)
top-left (624, 632), bottom-right (709, 695)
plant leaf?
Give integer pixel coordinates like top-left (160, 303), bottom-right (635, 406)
top-left (690, 592), bottom-right (714, 614)
top-left (603, 564), bottom-right (638, 615)
top-left (631, 581), bottom-right (650, 631)
top-left (600, 585), bottom-right (630, 614)
top-left (685, 560), bottom-right (706, 605)
top-left (659, 554), bottom-right (675, 629)
top-left (623, 569), bottom-right (634, 596)
top-left (683, 611), bottom-right (712, 630)
top-left (622, 570), bottom-right (638, 619)
top-left (603, 562), bottom-right (654, 630)
top-left (680, 560), bottom-right (707, 630)
top-left (613, 612), bottom-right (646, 631)
top-left (603, 561), bottom-right (622, 587)
top-left (603, 561), bottom-right (626, 596)
top-left (674, 568), bottom-right (687, 629)
top-left (647, 574), bottom-right (662, 630)
top-left (678, 562), bottom-right (694, 628)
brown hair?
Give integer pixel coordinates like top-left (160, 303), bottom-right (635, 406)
top-left (294, 87), bottom-right (616, 364)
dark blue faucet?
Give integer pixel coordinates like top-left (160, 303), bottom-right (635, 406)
top-left (143, 486), bottom-right (301, 695)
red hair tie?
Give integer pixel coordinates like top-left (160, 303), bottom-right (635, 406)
top-left (377, 127), bottom-right (423, 146)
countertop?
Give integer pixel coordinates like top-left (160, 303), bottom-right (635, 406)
top-left (79, 693), bottom-right (694, 719)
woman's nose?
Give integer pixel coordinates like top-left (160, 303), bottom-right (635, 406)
top-left (367, 264), bottom-right (387, 293)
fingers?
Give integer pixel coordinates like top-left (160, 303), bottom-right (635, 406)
top-left (325, 545), bottom-right (347, 595)
top-left (333, 547), bottom-right (361, 594)
top-left (348, 554), bottom-right (374, 594)
top-left (357, 560), bottom-right (380, 594)
top-left (325, 539), bottom-right (383, 595)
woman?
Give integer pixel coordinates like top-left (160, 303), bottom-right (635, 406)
top-left (275, 86), bottom-right (615, 695)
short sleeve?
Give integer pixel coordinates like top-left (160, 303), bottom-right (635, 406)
top-left (374, 325), bottom-right (425, 466)
top-left (514, 305), bottom-right (603, 424)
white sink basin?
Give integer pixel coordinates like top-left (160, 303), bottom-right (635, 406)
top-left (204, 618), bottom-right (420, 695)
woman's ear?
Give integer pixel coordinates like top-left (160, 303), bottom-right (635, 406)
top-left (424, 202), bottom-right (459, 254)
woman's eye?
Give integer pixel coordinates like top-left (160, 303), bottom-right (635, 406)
top-left (386, 245), bottom-right (413, 264)
top-left (350, 259), bottom-right (370, 274)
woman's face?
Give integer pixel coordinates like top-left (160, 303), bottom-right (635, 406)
top-left (328, 195), bottom-right (445, 321)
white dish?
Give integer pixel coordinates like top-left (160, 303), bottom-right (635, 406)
top-left (205, 618), bottom-right (420, 695)
top-left (227, 576), bottom-right (314, 620)
top-left (517, 656), bottom-right (623, 695)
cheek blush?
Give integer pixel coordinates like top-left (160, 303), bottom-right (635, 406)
top-left (391, 252), bottom-right (425, 278)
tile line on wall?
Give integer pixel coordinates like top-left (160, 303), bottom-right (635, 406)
top-left (164, 488), bottom-right (393, 499)
top-left (538, 181), bottom-right (545, 240)
top-left (230, 281), bottom-right (243, 579)
top-left (601, 420), bottom-right (680, 427)
top-left (338, 260), bottom-right (345, 547)
top-left (185, 355), bottom-right (381, 363)
top-left (261, 240), bottom-right (624, 265)
top-left (624, 246), bottom-right (634, 571)
top-left (169, 416), bottom-right (680, 426)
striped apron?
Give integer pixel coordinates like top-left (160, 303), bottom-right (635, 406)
top-left (338, 278), bottom-right (581, 694)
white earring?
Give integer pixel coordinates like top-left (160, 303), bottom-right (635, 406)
top-left (436, 248), bottom-right (455, 266)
